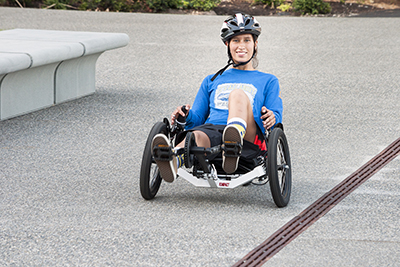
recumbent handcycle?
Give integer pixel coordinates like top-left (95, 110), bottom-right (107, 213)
top-left (140, 107), bottom-right (292, 207)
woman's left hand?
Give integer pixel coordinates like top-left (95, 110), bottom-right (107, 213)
top-left (261, 107), bottom-right (276, 130)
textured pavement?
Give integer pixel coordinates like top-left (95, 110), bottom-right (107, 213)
top-left (0, 7), bottom-right (399, 266)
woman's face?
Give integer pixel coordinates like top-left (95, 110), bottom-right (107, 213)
top-left (227, 34), bottom-right (257, 68)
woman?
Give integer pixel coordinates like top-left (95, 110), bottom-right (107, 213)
top-left (152, 13), bottom-right (283, 183)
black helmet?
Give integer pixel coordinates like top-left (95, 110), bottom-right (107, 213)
top-left (220, 13), bottom-right (261, 43)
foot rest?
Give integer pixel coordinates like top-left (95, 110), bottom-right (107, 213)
top-left (223, 142), bottom-right (242, 157)
top-left (153, 145), bottom-right (174, 161)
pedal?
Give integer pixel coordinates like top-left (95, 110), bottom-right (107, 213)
top-left (153, 145), bottom-right (174, 161)
top-left (223, 141), bottom-right (242, 158)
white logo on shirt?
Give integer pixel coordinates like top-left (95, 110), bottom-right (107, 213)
top-left (214, 83), bottom-right (257, 110)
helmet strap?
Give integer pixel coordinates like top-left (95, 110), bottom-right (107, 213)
top-left (211, 59), bottom-right (233, 82)
top-left (211, 44), bottom-right (256, 82)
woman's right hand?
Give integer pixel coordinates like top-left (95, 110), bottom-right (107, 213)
top-left (261, 106), bottom-right (276, 130)
top-left (171, 104), bottom-right (190, 125)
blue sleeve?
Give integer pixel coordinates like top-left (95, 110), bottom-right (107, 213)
top-left (265, 77), bottom-right (283, 125)
top-left (185, 76), bottom-right (211, 129)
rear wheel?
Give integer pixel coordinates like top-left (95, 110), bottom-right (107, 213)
top-left (268, 127), bottom-right (292, 207)
top-left (140, 122), bottom-right (168, 200)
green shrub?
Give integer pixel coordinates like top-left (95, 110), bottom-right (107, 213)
top-left (277, 3), bottom-right (291, 11)
top-left (254, 0), bottom-right (284, 8)
top-left (43, 0), bottom-right (75, 9)
top-left (145, 0), bottom-right (182, 11)
top-left (78, 0), bottom-right (139, 11)
top-left (187, 0), bottom-right (220, 10)
top-left (292, 0), bottom-right (331, 14)
top-left (78, 0), bottom-right (102, 10)
top-left (146, 0), bottom-right (220, 11)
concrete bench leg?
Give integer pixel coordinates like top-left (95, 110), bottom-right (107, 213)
top-left (0, 63), bottom-right (57, 120)
top-left (55, 52), bottom-right (102, 104)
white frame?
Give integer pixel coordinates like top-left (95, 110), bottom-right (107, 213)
top-left (177, 165), bottom-right (266, 189)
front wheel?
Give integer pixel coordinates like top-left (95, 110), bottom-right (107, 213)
top-left (268, 127), bottom-right (292, 207)
top-left (140, 122), bottom-right (168, 200)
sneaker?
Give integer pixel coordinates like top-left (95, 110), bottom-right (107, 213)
top-left (151, 134), bottom-right (177, 183)
top-left (222, 125), bottom-right (243, 174)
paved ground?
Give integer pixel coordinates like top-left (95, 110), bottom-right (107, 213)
top-left (0, 7), bottom-right (399, 266)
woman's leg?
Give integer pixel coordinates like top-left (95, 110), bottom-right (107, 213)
top-left (222, 89), bottom-right (257, 173)
top-left (227, 89), bottom-right (257, 143)
top-left (176, 130), bottom-right (210, 148)
top-left (152, 130), bottom-right (211, 183)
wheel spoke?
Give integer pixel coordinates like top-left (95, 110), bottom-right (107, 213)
top-left (278, 140), bottom-right (285, 164)
top-left (276, 138), bottom-right (289, 194)
top-left (280, 172), bottom-right (286, 192)
top-left (150, 164), bottom-right (159, 188)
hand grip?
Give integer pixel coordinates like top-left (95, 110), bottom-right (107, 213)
top-left (177, 106), bottom-right (188, 123)
top-left (261, 109), bottom-right (267, 121)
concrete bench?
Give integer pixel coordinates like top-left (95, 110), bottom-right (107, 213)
top-left (0, 29), bottom-right (129, 120)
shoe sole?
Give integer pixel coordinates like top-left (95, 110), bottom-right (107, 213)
top-left (151, 134), bottom-right (176, 183)
top-left (222, 125), bottom-right (242, 174)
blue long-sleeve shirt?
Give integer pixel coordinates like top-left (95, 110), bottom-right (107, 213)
top-left (186, 68), bottom-right (283, 134)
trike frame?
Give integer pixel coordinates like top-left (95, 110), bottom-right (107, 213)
top-left (140, 118), bottom-right (292, 207)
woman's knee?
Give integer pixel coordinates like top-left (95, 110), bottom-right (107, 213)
top-left (228, 89), bottom-right (251, 114)
top-left (228, 89), bottom-right (249, 104)
top-left (193, 130), bottom-right (211, 148)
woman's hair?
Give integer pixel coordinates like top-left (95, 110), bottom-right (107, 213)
top-left (252, 48), bottom-right (259, 69)
top-left (252, 34), bottom-right (259, 69)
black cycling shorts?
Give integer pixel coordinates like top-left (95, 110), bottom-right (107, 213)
top-left (175, 123), bottom-right (224, 148)
top-left (176, 123), bottom-right (264, 169)
top-left (189, 123), bottom-right (226, 147)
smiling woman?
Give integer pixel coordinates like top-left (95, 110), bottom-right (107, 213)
top-left (227, 34), bottom-right (258, 70)
top-left (213, 12), bottom-right (261, 79)
top-left (150, 12), bottom-right (283, 181)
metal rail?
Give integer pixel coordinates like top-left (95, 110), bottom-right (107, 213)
top-left (233, 137), bottom-right (400, 267)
